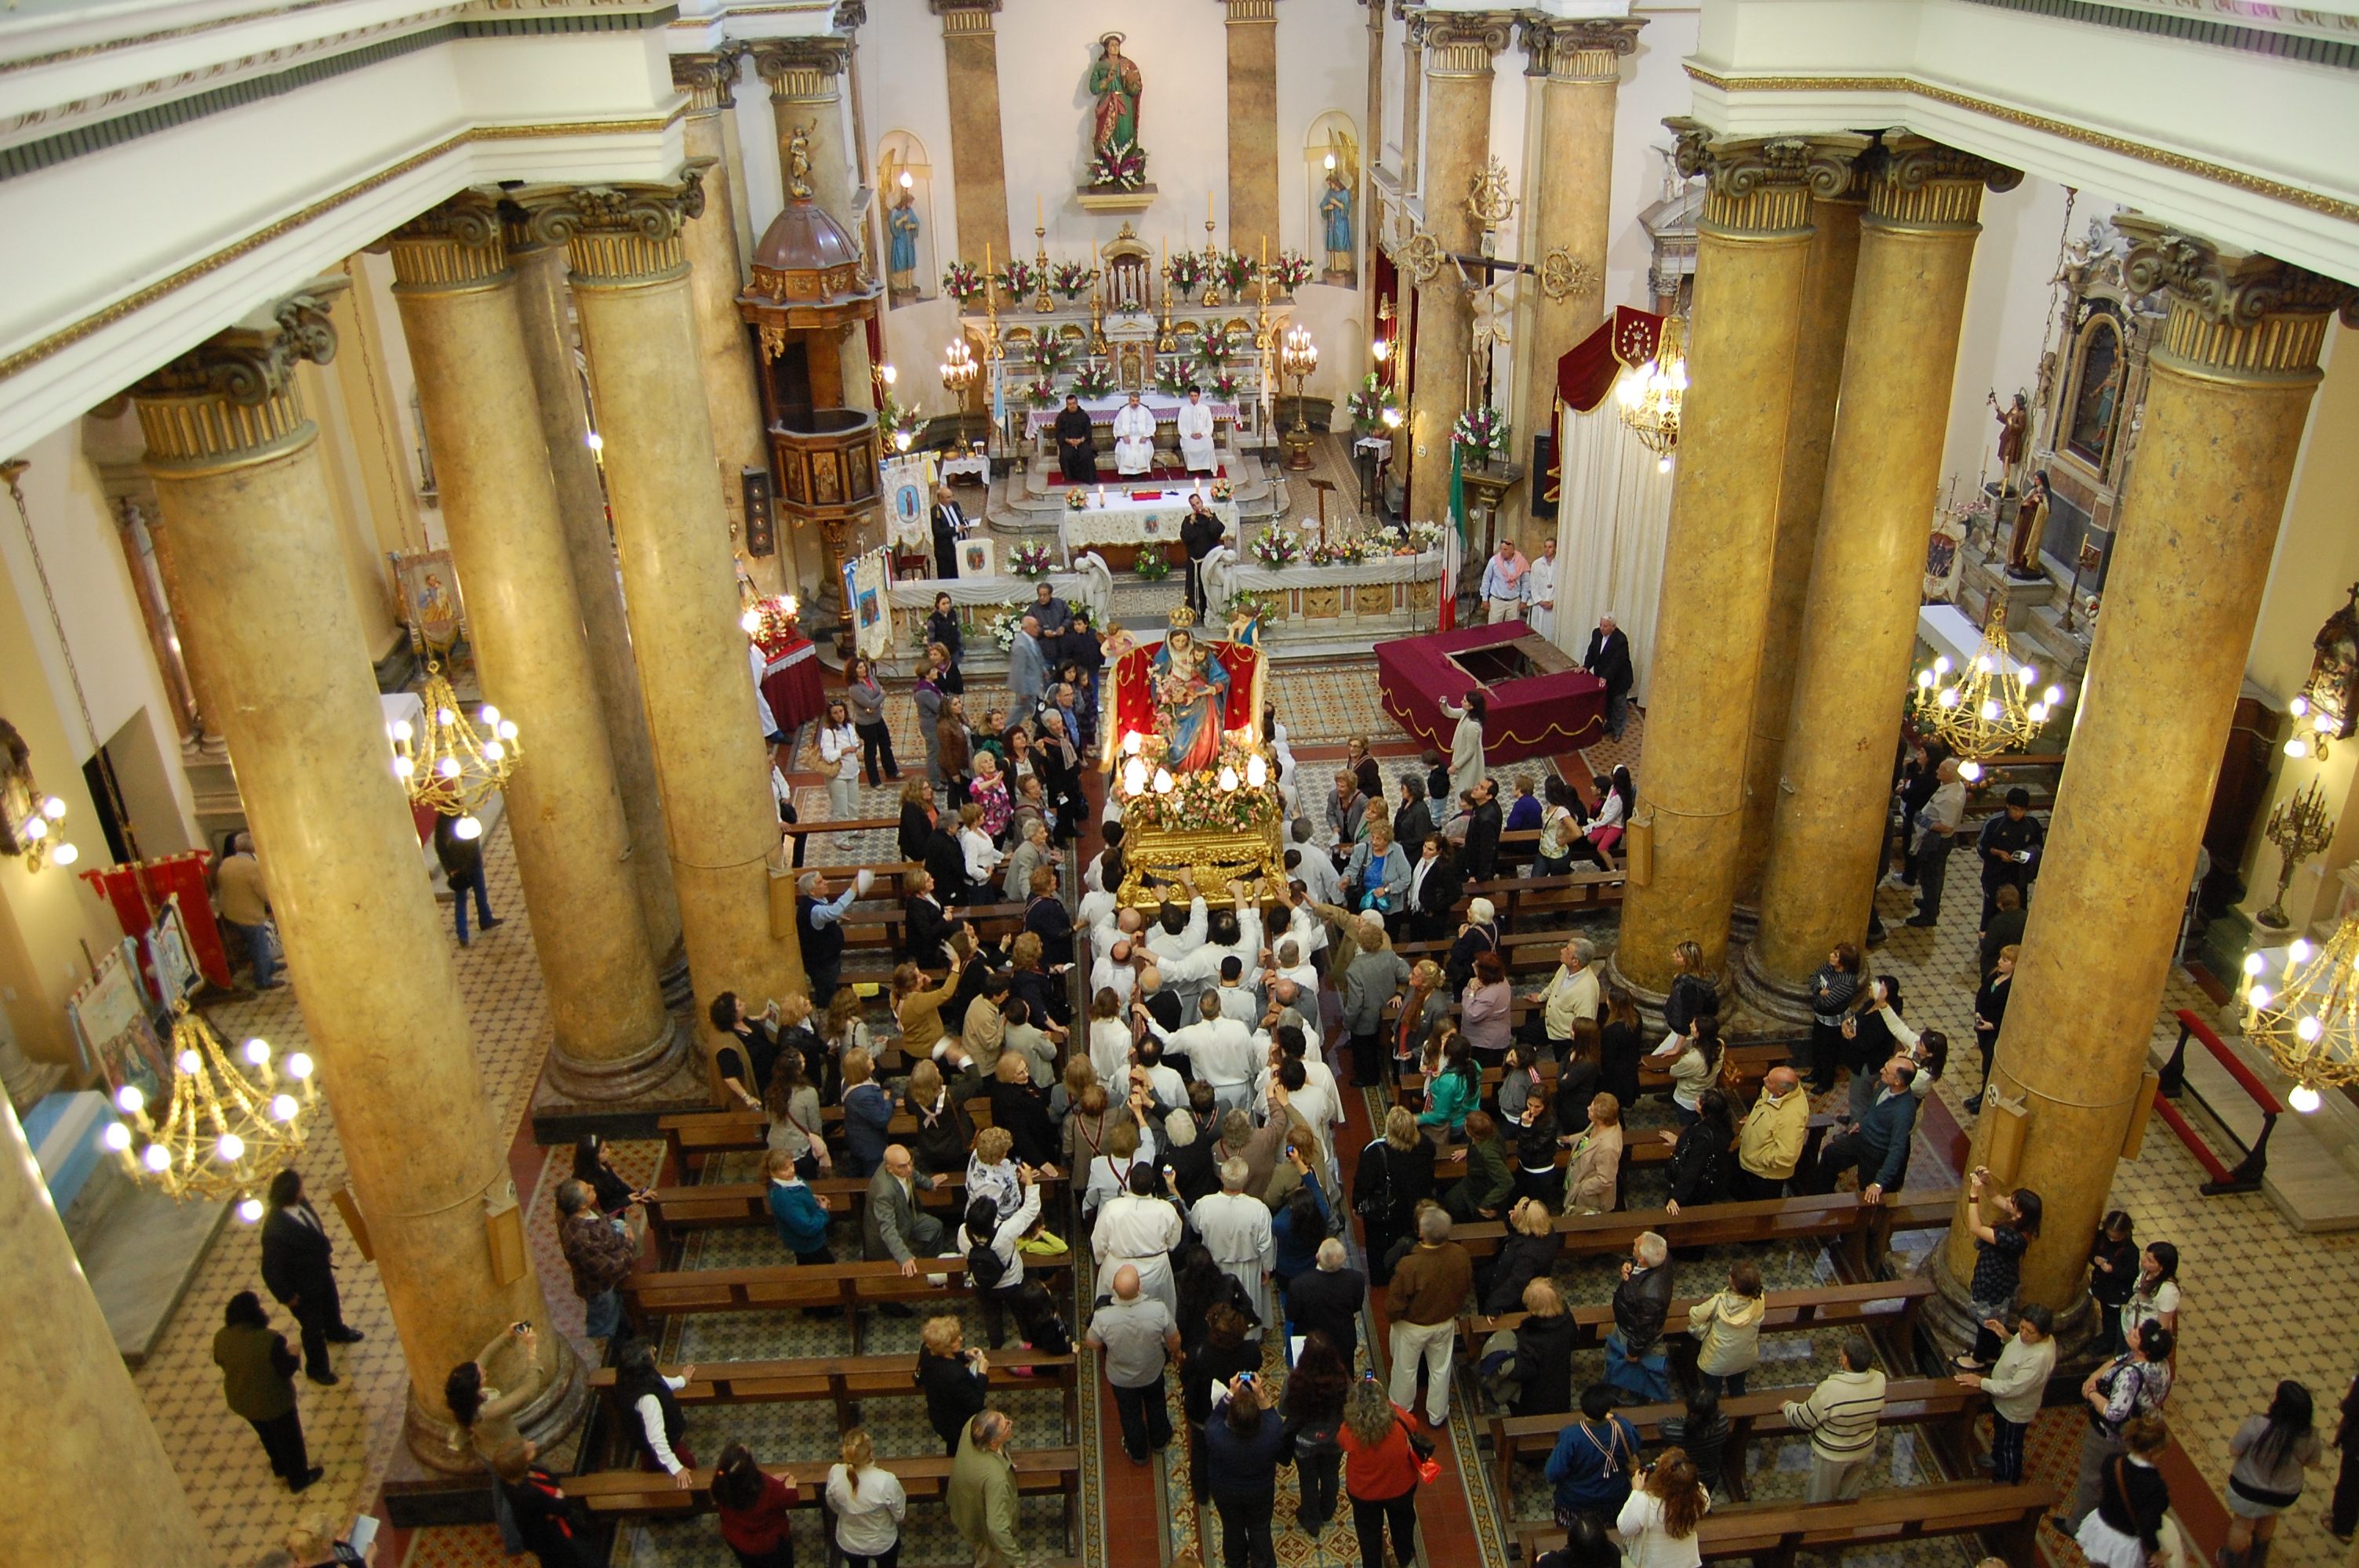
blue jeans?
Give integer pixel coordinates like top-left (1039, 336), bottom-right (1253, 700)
top-left (227, 920), bottom-right (278, 988)
top-left (583, 1287), bottom-right (622, 1339)
top-left (450, 867), bottom-right (493, 941)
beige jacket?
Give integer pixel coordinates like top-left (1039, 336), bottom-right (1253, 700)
top-left (1565, 1122), bottom-right (1622, 1214)
top-left (1686, 1288), bottom-right (1765, 1376)
top-left (1737, 1087), bottom-right (1812, 1181)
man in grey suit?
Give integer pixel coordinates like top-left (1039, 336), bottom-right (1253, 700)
top-left (864, 1144), bottom-right (948, 1283)
top-left (1007, 615), bottom-right (1048, 723)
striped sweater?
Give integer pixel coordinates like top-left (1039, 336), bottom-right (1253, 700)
top-left (1783, 1368), bottom-right (1888, 1461)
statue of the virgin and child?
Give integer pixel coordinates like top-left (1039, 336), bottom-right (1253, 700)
top-left (1151, 611), bottom-right (1230, 774)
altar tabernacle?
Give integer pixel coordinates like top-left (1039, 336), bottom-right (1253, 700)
top-left (1376, 621), bottom-right (1608, 764)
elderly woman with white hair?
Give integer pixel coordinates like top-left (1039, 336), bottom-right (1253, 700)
top-left (1342, 914), bottom-right (1412, 1089)
top-left (1446, 896), bottom-right (1501, 996)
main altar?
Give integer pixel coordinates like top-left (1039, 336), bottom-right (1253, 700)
top-left (1103, 608), bottom-right (1287, 905)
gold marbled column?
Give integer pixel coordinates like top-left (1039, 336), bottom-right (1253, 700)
top-left (1732, 186), bottom-right (1866, 917)
top-left (1934, 231), bottom-right (2355, 1323)
top-left (1226, 0), bottom-right (1280, 260)
top-left (1514, 16), bottom-right (1643, 540)
top-left (677, 53), bottom-right (786, 600)
top-left (1743, 142), bottom-right (2016, 1009)
top-left (131, 285), bottom-right (582, 1468)
top-left (756, 38), bottom-right (856, 222)
top-left (387, 200), bottom-right (685, 1098)
top-left (505, 235), bottom-right (686, 989)
top-left (520, 176), bottom-right (810, 1059)
top-left (931, 0), bottom-right (1011, 267)
top-left (1605, 128), bottom-right (1859, 1001)
top-left (1403, 12), bottom-right (1510, 532)
top-left (1398, 16), bottom-right (1424, 200)
top-left (1, 1100), bottom-right (210, 1560)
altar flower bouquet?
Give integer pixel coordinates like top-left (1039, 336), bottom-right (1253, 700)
top-left (1346, 372), bottom-right (1399, 433)
top-left (1452, 404), bottom-right (1508, 460)
top-left (1306, 539), bottom-right (1350, 568)
top-left (1064, 488), bottom-right (1088, 511)
top-left (994, 258), bottom-right (1039, 301)
top-left (1026, 379), bottom-right (1061, 408)
top-left (1405, 520), bottom-right (1445, 554)
top-left (1070, 361), bottom-right (1115, 398)
top-left (1132, 548), bottom-right (1172, 582)
top-left (1250, 529), bottom-right (1302, 568)
top-left (1210, 478), bottom-right (1234, 502)
top-left (1210, 372), bottom-right (1242, 401)
top-left (1197, 325), bottom-right (1240, 369)
top-left (1089, 138), bottom-right (1149, 191)
top-left (1009, 541), bottom-right (1055, 579)
top-left (1154, 365), bottom-right (1199, 397)
top-left (1030, 336), bottom-right (1074, 376)
top-left (987, 599), bottom-right (1032, 651)
top-left (941, 261), bottom-right (986, 307)
top-left (1050, 260), bottom-right (1100, 301)
top-left (1270, 250), bottom-right (1318, 292)
top-left (1164, 249), bottom-right (1207, 298)
top-left (1212, 250), bottom-right (1259, 297)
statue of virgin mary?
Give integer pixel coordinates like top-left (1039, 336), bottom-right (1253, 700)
top-left (1151, 618), bottom-right (1229, 774)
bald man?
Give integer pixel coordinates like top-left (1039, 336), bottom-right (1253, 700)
top-left (1085, 1259), bottom-right (1182, 1463)
top-left (863, 1144), bottom-right (947, 1279)
top-left (1733, 1066), bottom-right (1811, 1200)
top-left (932, 485), bottom-right (969, 578)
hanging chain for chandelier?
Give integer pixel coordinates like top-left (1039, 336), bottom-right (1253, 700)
top-left (104, 1003), bottom-right (318, 1219)
top-left (1912, 605), bottom-right (2066, 779)
top-left (389, 655), bottom-right (521, 840)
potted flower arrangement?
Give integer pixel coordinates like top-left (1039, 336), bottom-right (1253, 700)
top-left (1452, 404), bottom-right (1508, 463)
top-left (1212, 250), bottom-right (1258, 297)
top-left (1346, 372), bottom-right (1399, 434)
top-left (941, 260), bottom-right (985, 307)
top-left (1210, 372), bottom-right (1242, 401)
top-left (994, 257), bottom-right (1038, 301)
top-left (1030, 336), bottom-right (1074, 376)
top-left (1164, 249), bottom-right (1207, 299)
top-left (1305, 539), bottom-right (1349, 568)
top-left (1132, 548), bottom-right (1172, 581)
top-left (1405, 520), bottom-right (1445, 554)
top-left (1009, 540), bottom-right (1055, 579)
top-left (1025, 379), bottom-right (1061, 408)
top-left (987, 600), bottom-right (1032, 651)
top-left (1089, 138), bottom-right (1148, 191)
top-left (1154, 365), bottom-right (1198, 397)
top-left (1070, 361), bottom-right (1115, 398)
top-left (1049, 260), bottom-right (1100, 301)
top-left (1249, 529), bottom-right (1302, 568)
top-left (1198, 325), bottom-right (1239, 370)
top-left (1270, 251), bottom-right (1317, 293)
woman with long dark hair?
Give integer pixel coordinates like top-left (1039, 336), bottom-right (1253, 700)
top-left (1805, 943), bottom-right (1863, 1094)
top-left (2121, 1240), bottom-right (2182, 1348)
top-left (845, 655), bottom-right (896, 787)
top-left (2330, 1373), bottom-right (2359, 1543)
top-left (1597, 986), bottom-right (1645, 1110)
top-left (1645, 1014), bottom-right (1723, 1130)
top-left (1282, 1333), bottom-right (1353, 1537)
top-left (571, 1134), bottom-right (648, 1215)
top-left (926, 592), bottom-right (965, 673)
top-left (2088, 1210), bottom-right (2139, 1359)
top-left (1955, 1167), bottom-right (2043, 1372)
top-left (711, 1440), bottom-right (799, 1568)
top-left (1205, 1373), bottom-right (1290, 1568)
top-left (1660, 1087), bottom-right (1732, 1214)
top-left (2223, 1382), bottom-right (2321, 1565)
top-left (1617, 1446), bottom-right (1710, 1568)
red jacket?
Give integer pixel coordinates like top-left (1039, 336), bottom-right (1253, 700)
top-left (1338, 1403), bottom-right (1423, 1501)
top-left (717, 1471), bottom-right (798, 1554)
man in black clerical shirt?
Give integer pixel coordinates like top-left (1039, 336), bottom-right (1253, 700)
top-left (1181, 493), bottom-right (1226, 617)
top-left (1055, 394), bottom-right (1099, 484)
top-left (1976, 787), bottom-right (2045, 924)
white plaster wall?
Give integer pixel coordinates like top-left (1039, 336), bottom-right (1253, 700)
top-left (1275, 0), bottom-right (1375, 265)
top-left (1605, 3), bottom-right (1702, 314)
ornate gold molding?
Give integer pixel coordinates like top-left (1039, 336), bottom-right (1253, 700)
top-left (752, 36), bottom-right (848, 100)
top-left (1860, 132), bottom-right (2021, 230)
top-left (2116, 214), bottom-right (2358, 381)
top-left (1398, 228), bottom-right (1445, 285)
top-left (383, 191), bottom-right (510, 292)
top-left (1539, 248), bottom-right (1598, 301)
top-left (513, 165), bottom-right (710, 290)
top-left (1225, 0), bottom-right (1278, 21)
top-left (1521, 15), bottom-right (1645, 84)
top-left (131, 278), bottom-right (347, 471)
top-left (1683, 64), bottom-right (2359, 229)
top-left (1668, 118), bottom-right (1867, 239)
top-left (671, 49), bottom-right (742, 116)
top-left (1419, 9), bottom-right (1515, 77)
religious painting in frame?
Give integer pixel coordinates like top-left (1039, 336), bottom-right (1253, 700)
top-left (67, 938), bottom-right (167, 1102)
top-left (147, 894), bottom-right (201, 1007)
top-left (388, 548), bottom-right (463, 650)
top-left (959, 538), bottom-right (995, 579)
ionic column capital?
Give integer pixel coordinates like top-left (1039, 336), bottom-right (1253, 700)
top-left (1225, 0), bottom-right (1278, 22)
top-left (832, 0), bottom-right (867, 29)
top-left (1521, 15), bottom-right (1645, 82)
top-left (383, 191), bottom-right (511, 294)
top-left (511, 167), bottom-right (711, 291)
top-left (1412, 9), bottom-right (1515, 76)
top-left (2117, 213), bottom-right (2359, 382)
top-left (671, 50), bottom-right (743, 117)
top-left (1858, 133), bottom-right (2019, 232)
top-left (1668, 119), bottom-right (1868, 239)
top-left (929, 0), bottom-right (999, 28)
top-left (130, 276), bottom-right (348, 470)
top-left (752, 36), bottom-right (849, 101)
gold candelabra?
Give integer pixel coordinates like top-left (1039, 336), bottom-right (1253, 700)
top-left (2241, 916), bottom-right (2359, 1112)
top-left (1033, 197), bottom-right (1053, 314)
top-left (1201, 199), bottom-right (1223, 307)
top-left (940, 339), bottom-right (980, 446)
top-left (2255, 779), bottom-right (2336, 931)
top-left (104, 1002), bottom-right (319, 1218)
top-left (1912, 605), bottom-right (2066, 781)
top-left (1278, 323), bottom-right (1319, 472)
top-left (391, 658), bottom-right (522, 838)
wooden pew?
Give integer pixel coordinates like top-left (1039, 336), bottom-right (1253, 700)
top-left (1514, 1481), bottom-right (2054, 1568)
top-left (1489, 1375), bottom-right (1979, 1512)
top-left (565, 1445), bottom-right (1084, 1556)
top-left (1396, 931), bottom-right (1576, 972)
top-left (1425, 1187), bottom-right (1961, 1266)
top-left (1421, 1115), bottom-right (1834, 1187)
top-left (585, 1348), bottom-right (1080, 1441)
top-left (783, 818), bottom-right (903, 840)
top-left (1397, 1040), bottom-right (1797, 1104)
top-left (838, 899), bottom-right (1034, 956)
top-left (658, 1104), bottom-right (998, 1178)
top-left (622, 1254), bottom-right (1075, 1354)
top-left (642, 1171), bottom-right (1067, 1251)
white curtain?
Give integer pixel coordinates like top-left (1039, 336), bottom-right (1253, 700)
top-left (1549, 403), bottom-right (1674, 706)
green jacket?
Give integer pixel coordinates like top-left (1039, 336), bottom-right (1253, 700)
top-left (948, 1426), bottom-right (1023, 1563)
top-left (1419, 1067), bottom-right (1477, 1133)
top-left (213, 1323), bottom-right (299, 1420)
top-left (1462, 1132), bottom-right (1514, 1214)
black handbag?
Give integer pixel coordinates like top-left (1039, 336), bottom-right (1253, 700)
top-left (1353, 1139), bottom-right (1392, 1226)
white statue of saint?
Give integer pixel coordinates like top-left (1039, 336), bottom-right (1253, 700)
top-left (1176, 386), bottom-right (1217, 473)
top-left (1111, 390), bottom-right (1156, 477)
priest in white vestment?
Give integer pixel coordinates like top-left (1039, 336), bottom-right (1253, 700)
top-left (1176, 387), bottom-right (1218, 473)
top-left (1111, 391), bottom-right (1157, 476)
top-left (1526, 534), bottom-right (1558, 640)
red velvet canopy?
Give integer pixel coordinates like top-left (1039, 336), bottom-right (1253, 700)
top-left (1107, 636), bottom-right (1263, 765)
top-left (1558, 306), bottom-right (1666, 415)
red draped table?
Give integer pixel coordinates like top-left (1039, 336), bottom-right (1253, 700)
top-left (1375, 622), bottom-right (1606, 763)
top-left (757, 633), bottom-right (827, 734)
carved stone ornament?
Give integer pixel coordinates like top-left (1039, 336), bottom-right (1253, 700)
top-left (753, 35), bottom-right (850, 90)
top-left (670, 51), bottom-right (742, 114)
top-left (833, 0), bottom-right (867, 29)
top-left (1666, 118), bottom-right (1861, 202)
top-left (1539, 248), bottom-right (1597, 301)
top-left (1467, 156), bottom-right (1517, 233)
top-left (137, 277), bottom-right (349, 406)
top-left (1398, 228), bottom-right (1445, 285)
top-left (1522, 15), bottom-right (1644, 78)
top-left (515, 166), bottom-right (710, 252)
top-left (1868, 135), bottom-right (2023, 198)
top-left (2115, 214), bottom-right (2359, 331)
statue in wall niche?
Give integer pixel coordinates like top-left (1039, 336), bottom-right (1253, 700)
top-left (1088, 33), bottom-right (1145, 185)
top-left (1320, 168), bottom-right (1355, 283)
top-left (786, 124), bottom-right (814, 201)
top-left (886, 182), bottom-right (921, 303)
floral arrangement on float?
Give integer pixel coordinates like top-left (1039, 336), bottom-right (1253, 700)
top-left (1089, 138), bottom-right (1149, 192)
top-left (941, 261), bottom-right (986, 307)
top-left (1164, 249), bottom-right (1208, 298)
top-left (994, 258), bottom-right (1039, 302)
top-left (1114, 731), bottom-right (1282, 835)
top-left (1249, 529), bottom-right (1303, 568)
top-left (1212, 250), bottom-right (1259, 298)
top-left (1050, 260), bottom-right (1100, 302)
top-left (1132, 548), bottom-right (1172, 582)
top-left (1270, 251), bottom-right (1318, 293)
top-left (987, 599), bottom-right (1034, 651)
top-left (1026, 379), bottom-right (1062, 408)
top-left (1452, 404), bottom-right (1508, 461)
top-left (1064, 487), bottom-right (1089, 511)
top-left (1069, 361), bottom-right (1115, 398)
top-left (743, 594), bottom-right (801, 644)
top-left (1008, 541), bottom-right (1056, 579)
top-left (1347, 373), bottom-right (1400, 434)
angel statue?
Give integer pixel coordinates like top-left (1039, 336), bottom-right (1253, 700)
top-left (1152, 611), bottom-right (1230, 774)
top-left (1089, 34), bottom-right (1143, 165)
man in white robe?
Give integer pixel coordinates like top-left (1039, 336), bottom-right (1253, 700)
top-left (1176, 387), bottom-right (1218, 473)
top-left (1111, 391), bottom-right (1157, 477)
top-left (1526, 534), bottom-right (1559, 640)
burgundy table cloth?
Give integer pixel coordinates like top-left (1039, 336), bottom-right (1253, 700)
top-left (1375, 622), bottom-right (1606, 764)
top-left (758, 636), bottom-right (827, 734)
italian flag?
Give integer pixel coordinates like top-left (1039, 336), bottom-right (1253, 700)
top-left (1439, 441), bottom-right (1467, 630)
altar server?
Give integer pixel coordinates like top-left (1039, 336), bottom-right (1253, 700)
top-left (1112, 390), bottom-right (1157, 477)
top-left (1525, 535), bottom-right (1558, 641)
top-left (1177, 387), bottom-right (1218, 473)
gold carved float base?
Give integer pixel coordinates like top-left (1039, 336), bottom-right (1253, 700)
top-left (1114, 822), bottom-right (1288, 908)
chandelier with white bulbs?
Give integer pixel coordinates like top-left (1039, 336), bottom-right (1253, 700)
top-left (105, 1003), bottom-right (318, 1219)
top-left (1913, 606), bottom-right (2067, 781)
top-left (390, 659), bottom-right (520, 840)
top-left (2241, 923), bottom-right (2359, 1114)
